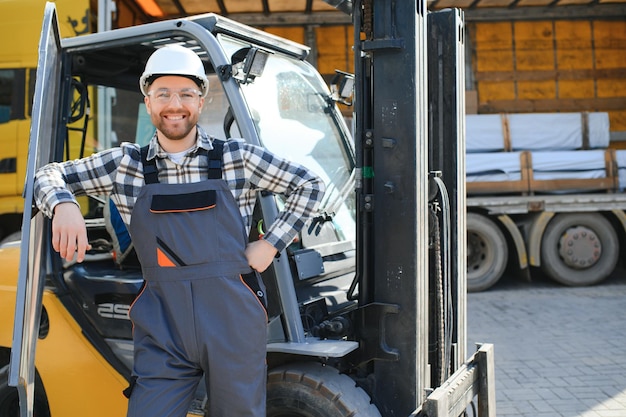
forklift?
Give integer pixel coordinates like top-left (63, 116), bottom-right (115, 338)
top-left (7, 0), bottom-right (495, 416)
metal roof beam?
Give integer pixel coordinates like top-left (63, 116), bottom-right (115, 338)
top-left (225, 12), bottom-right (352, 26)
top-left (463, 4), bottom-right (626, 20)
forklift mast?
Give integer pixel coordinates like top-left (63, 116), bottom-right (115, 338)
top-left (352, 0), bottom-right (495, 415)
top-left (353, 0), bottom-right (430, 413)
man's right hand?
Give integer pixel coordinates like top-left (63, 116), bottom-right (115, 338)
top-left (52, 202), bottom-right (91, 263)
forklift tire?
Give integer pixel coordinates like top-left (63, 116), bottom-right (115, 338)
top-left (267, 362), bottom-right (381, 417)
top-left (0, 365), bottom-right (51, 417)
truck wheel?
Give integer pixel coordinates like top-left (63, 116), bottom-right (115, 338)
top-left (0, 365), bottom-right (50, 417)
top-left (541, 213), bottom-right (618, 286)
top-left (267, 362), bottom-right (381, 417)
top-left (466, 213), bottom-right (508, 292)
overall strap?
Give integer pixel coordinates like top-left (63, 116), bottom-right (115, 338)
top-left (140, 139), bottom-right (225, 184)
top-left (207, 139), bottom-right (224, 179)
top-left (141, 145), bottom-right (159, 184)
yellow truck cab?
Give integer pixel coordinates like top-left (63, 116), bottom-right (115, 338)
top-left (0, 0), bottom-right (90, 241)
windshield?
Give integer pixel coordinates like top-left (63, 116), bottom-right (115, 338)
top-left (218, 35), bottom-right (356, 243)
top-left (77, 39), bottom-right (356, 246)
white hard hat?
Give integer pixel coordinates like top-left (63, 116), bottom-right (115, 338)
top-left (140, 45), bottom-right (209, 97)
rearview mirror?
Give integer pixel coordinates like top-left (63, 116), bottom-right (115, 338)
top-left (230, 47), bottom-right (270, 84)
top-left (330, 70), bottom-right (354, 106)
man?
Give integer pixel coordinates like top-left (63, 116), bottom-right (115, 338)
top-left (34, 44), bottom-right (325, 417)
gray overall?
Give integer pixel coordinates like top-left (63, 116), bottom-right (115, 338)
top-left (126, 142), bottom-right (268, 417)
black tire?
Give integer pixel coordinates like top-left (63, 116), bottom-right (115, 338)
top-left (267, 362), bottom-right (381, 417)
top-left (0, 365), bottom-right (51, 417)
top-left (0, 231), bottom-right (21, 247)
top-left (466, 213), bottom-right (508, 292)
top-left (541, 213), bottom-right (618, 286)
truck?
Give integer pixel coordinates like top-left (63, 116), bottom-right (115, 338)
top-left (464, 111), bottom-right (626, 292)
top-left (0, 0), bottom-right (91, 242)
top-left (5, 1), bottom-right (495, 416)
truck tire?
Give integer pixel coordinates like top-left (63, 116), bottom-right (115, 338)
top-left (0, 365), bottom-right (50, 417)
top-left (541, 213), bottom-right (618, 286)
top-left (267, 362), bottom-right (381, 417)
top-left (467, 213), bottom-right (508, 292)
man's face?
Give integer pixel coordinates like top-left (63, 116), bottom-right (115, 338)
top-left (144, 76), bottom-right (205, 142)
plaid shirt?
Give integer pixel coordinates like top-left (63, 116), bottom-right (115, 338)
top-left (34, 126), bottom-right (325, 252)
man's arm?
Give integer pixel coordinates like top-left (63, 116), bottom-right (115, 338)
top-left (34, 146), bottom-right (135, 262)
top-left (51, 202), bottom-right (91, 262)
top-left (233, 141), bottom-right (326, 255)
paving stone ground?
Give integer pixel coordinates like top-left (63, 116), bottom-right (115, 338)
top-left (467, 269), bottom-right (626, 417)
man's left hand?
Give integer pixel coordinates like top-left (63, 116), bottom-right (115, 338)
top-left (245, 239), bottom-right (278, 272)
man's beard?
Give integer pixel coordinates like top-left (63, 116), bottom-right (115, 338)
top-left (152, 112), bottom-right (197, 141)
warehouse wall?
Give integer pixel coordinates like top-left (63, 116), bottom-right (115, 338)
top-left (265, 25), bottom-right (354, 116)
top-left (266, 18), bottom-right (626, 145)
top-left (264, 25), bottom-right (354, 78)
top-left (109, 3), bottom-right (625, 144)
top-left (468, 19), bottom-right (626, 144)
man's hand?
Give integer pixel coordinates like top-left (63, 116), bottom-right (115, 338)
top-left (52, 202), bottom-right (91, 263)
top-left (245, 239), bottom-right (278, 273)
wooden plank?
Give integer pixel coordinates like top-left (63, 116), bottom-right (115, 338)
top-left (477, 97), bottom-right (626, 112)
top-left (555, 20), bottom-right (593, 70)
top-left (517, 80), bottom-right (556, 99)
top-left (610, 110), bottom-right (626, 131)
top-left (476, 51), bottom-right (516, 72)
top-left (464, 4), bottom-right (626, 21)
top-left (264, 26), bottom-right (305, 44)
top-left (557, 0), bottom-right (596, 4)
top-left (529, 177), bottom-right (615, 193)
top-left (310, 0), bottom-right (338, 11)
top-left (432, 0), bottom-right (476, 8)
top-left (514, 21), bottom-right (554, 49)
top-left (474, 22), bottom-right (513, 51)
top-left (516, 49), bottom-right (555, 71)
top-left (558, 80), bottom-right (595, 99)
top-left (315, 26), bottom-right (354, 75)
top-left (514, 21), bottom-right (555, 71)
top-left (516, 0), bottom-right (554, 6)
top-left (154, 0), bottom-right (183, 15)
top-left (477, 81), bottom-right (517, 102)
top-left (555, 20), bottom-right (592, 49)
top-left (475, 0), bottom-right (517, 6)
top-left (557, 49), bottom-right (594, 71)
top-left (474, 68), bottom-right (626, 81)
top-left (265, 26), bottom-right (353, 76)
top-left (181, 0), bottom-right (222, 14)
top-left (598, 79), bottom-right (626, 97)
top-left (474, 68), bottom-right (626, 82)
top-left (594, 21), bottom-right (626, 70)
top-left (117, 1), bottom-right (146, 27)
top-left (473, 22), bottom-right (515, 76)
top-left (501, 114), bottom-right (511, 151)
top-left (177, 0), bottom-right (337, 13)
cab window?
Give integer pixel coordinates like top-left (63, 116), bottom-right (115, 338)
top-left (0, 69), bottom-right (26, 123)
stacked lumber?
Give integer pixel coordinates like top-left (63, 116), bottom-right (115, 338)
top-left (465, 112), bottom-right (625, 195)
